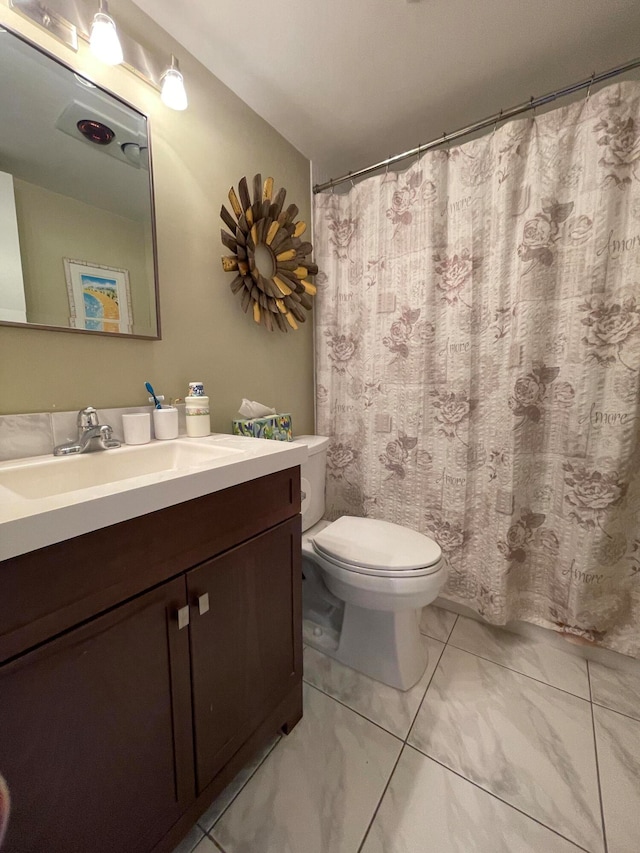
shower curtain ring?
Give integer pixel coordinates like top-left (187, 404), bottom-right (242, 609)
top-left (416, 144), bottom-right (421, 164)
top-left (385, 157), bottom-right (390, 175)
top-left (530, 96), bottom-right (537, 120)
top-left (493, 108), bottom-right (503, 135)
top-left (586, 72), bottom-right (595, 101)
top-left (330, 180), bottom-right (335, 195)
top-left (348, 170), bottom-right (355, 189)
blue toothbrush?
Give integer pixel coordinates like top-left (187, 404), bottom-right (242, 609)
top-left (145, 381), bottom-right (162, 409)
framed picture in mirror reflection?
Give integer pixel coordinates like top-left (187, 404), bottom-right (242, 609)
top-left (64, 258), bottom-right (132, 334)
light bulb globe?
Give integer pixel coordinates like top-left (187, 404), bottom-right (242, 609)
top-left (89, 13), bottom-right (123, 66)
top-left (161, 68), bottom-right (188, 111)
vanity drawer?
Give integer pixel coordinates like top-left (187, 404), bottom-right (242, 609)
top-left (0, 466), bottom-right (300, 663)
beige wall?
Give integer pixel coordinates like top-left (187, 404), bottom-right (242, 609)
top-left (13, 179), bottom-right (153, 334)
top-left (0, 0), bottom-right (315, 435)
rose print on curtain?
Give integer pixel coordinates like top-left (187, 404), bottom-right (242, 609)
top-left (314, 81), bottom-right (640, 657)
top-left (497, 509), bottom-right (559, 565)
top-left (431, 390), bottom-right (476, 444)
top-left (517, 200), bottom-right (574, 274)
top-left (382, 308), bottom-right (426, 361)
top-left (326, 214), bottom-right (357, 260)
top-left (379, 433), bottom-right (419, 479)
top-left (386, 170), bottom-right (423, 236)
top-left (508, 365), bottom-right (575, 427)
top-left (579, 296), bottom-right (640, 371)
top-left (594, 107), bottom-right (640, 188)
top-left (562, 464), bottom-right (627, 534)
top-left (324, 330), bottom-right (357, 373)
top-left (433, 250), bottom-right (474, 305)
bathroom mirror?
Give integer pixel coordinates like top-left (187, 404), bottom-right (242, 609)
top-left (0, 27), bottom-right (160, 338)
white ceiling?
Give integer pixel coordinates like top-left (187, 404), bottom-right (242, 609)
top-left (132, 0), bottom-right (640, 185)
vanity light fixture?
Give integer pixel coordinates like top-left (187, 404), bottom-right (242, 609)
top-left (160, 55), bottom-right (188, 111)
top-left (89, 0), bottom-right (123, 66)
top-left (10, 1), bottom-right (190, 114)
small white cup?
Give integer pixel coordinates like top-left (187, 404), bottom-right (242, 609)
top-left (122, 412), bottom-right (151, 445)
top-left (152, 407), bottom-right (179, 440)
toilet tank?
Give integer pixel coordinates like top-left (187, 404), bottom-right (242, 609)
top-left (292, 435), bottom-right (330, 532)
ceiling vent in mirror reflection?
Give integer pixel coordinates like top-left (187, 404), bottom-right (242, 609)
top-left (56, 100), bottom-right (147, 168)
top-left (76, 119), bottom-right (115, 145)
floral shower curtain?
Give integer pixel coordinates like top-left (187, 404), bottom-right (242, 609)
top-left (313, 81), bottom-right (640, 657)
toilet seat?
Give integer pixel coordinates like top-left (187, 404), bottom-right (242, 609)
top-left (312, 516), bottom-right (442, 578)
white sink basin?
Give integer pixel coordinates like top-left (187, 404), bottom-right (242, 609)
top-left (0, 440), bottom-right (246, 500)
top-left (0, 431), bottom-right (308, 563)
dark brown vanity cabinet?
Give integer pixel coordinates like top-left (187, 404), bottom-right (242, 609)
top-left (0, 467), bottom-right (302, 853)
top-left (189, 517), bottom-right (301, 794)
top-left (0, 577), bottom-right (193, 853)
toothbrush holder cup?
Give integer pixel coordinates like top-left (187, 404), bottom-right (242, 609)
top-left (152, 407), bottom-right (179, 440)
top-left (122, 412), bottom-right (151, 445)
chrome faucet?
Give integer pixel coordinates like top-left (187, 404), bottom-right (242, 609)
top-left (53, 407), bottom-right (121, 456)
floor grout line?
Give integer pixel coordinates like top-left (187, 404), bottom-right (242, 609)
top-left (407, 746), bottom-right (592, 853)
top-left (590, 698), bottom-right (640, 724)
top-left (419, 629), bottom-right (450, 643)
top-left (419, 611), bottom-right (459, 646)
top-left (304, 680), bottom-right (405, 742)
top-left (356, 743), bottom-right (407, 853)
top-left (445, 641), bottom-right (591, 701)
top-left (405, 639), bottom-right (447, 745)
top-left (587, 661), bottom-right (610, 853)
top-left (199, 613), bottom-right (613, 853)
top-left (303, 635), bottom-right (446, 742)
top-left (445, 612), bottom-right (459, 642)
top-left (201, 735), bottom-right (282, 834)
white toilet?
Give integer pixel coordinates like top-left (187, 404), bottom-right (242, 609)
top-left (295, 435), bottom-right (447, 691)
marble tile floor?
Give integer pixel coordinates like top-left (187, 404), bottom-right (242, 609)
top-left (174, 605), bottom-right (640, 853)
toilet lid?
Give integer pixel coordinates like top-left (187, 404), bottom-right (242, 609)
top-left (312, 516), bottom-right (442, 572)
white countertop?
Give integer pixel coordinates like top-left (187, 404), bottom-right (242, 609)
top-left (0, 434), bottom-right (308, 562)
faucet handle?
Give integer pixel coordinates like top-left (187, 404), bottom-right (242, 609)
top-left (77, 407), bottom-right (99, 430)
top-left (99, 423), bottom-right (121, 449)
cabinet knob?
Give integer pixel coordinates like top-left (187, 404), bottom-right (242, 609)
top-left (176, 605), bottom-right (190, 630)
top-left (198, 593), bottom-right (210, 616)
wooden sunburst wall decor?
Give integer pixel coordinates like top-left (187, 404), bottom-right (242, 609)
top-left (220, 174), bottom-right (317, 332)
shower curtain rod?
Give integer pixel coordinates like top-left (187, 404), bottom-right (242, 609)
top-left (312, 55), bottom-right (640, 194)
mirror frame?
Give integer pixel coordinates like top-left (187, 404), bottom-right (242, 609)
top-left (0, 25), bottom-right (161, 340)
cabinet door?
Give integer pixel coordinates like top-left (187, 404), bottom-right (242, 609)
top-left (188, 516), bottom-right (302, 793)
top-left (0, 577), bottom-right (194, 853)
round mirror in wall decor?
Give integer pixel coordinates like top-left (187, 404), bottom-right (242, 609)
top-left (220, 174), bottom-right (317, 332)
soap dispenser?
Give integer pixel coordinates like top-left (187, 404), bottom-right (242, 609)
top-left (185, 381), bottom-right (211, 437)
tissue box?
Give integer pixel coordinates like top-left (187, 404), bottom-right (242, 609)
top-left (232, 413), bottom-right (293, 441)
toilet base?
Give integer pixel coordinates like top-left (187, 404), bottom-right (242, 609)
top-left (333, 604), bottom-right (428, 691)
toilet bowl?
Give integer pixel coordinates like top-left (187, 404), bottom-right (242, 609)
top-left (295, 436), bottom-right (447, 691)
